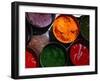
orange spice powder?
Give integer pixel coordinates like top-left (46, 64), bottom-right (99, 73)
top-left (53, 15), bottom-right (79, 44)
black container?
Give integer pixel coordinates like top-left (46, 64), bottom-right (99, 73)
top-left (39, 42), bottom-right (68, 67)
top-left (49, 15), bottom-right (80, 48)
top-left (67, 34), bottom-right (89, 66)
top-left (26, 13), bottom-right (55, 35)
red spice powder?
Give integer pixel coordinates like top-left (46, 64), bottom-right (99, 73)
top-left (70, 43), bottom-right (89, 65)
top-left (25, 49), bottom-right (38, 68)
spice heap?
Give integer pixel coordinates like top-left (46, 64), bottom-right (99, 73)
top-left (53, 15), bottom-right (79, 43)
top-left (25, 49), bottom-right (38, 68)
top-left (80, 16), bottom-right (89, 41)
top-left (70, 43), bottom-right (89, 65)
top-left (26, 13), bottom-right (53, 28)
top-left (28, 34), bottom-right (49, 55)
top-left (40, 43), bottom-right (66, 67)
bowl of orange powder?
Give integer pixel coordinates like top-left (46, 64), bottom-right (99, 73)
top-left (49, 15), bottom-right (80, 47)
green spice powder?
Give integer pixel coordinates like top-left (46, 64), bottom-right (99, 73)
top-left (80, 16), bottom-right (89, 41)
top-left (40, 44), bottom-right (66, 67)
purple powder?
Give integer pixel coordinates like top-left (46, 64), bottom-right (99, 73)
top-left (26, 13), bottom-right (52, 28)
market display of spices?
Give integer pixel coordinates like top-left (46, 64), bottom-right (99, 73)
top-left (25, 13), bottom-right (90, 68)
